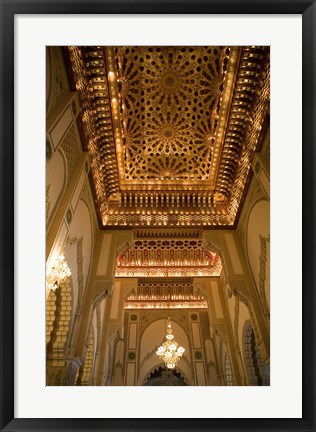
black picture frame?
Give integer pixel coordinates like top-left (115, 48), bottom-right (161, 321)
top-left (1, 1), bottom-right (315, 431)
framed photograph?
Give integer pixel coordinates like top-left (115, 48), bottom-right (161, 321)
top-left (1, 1), bottom-right (315, 431)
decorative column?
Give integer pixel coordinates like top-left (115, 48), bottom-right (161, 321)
top-left (72, 234), bottom-right (104, 360)
top-left (95, 295), bottom-right (113, 385)
top-left (216, 277), bottom-right (243, 385)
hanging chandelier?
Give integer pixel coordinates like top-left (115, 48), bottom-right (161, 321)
top-left (46, 254), bottom-right (71, 291)
top-left (156, 318), bottom-right (185, 369)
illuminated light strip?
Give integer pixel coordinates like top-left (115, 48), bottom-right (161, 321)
top-left (115, 267), bottom-right (222, 278)
top-left (208, 46), bottom-right (241, 189)
top-left (124, 301), bottom-right (208, 309)
top-left (105, 47), bottom-right (126, 186)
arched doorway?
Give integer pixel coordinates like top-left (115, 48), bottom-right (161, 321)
top-left (143, 366), bottom-right (188, 386)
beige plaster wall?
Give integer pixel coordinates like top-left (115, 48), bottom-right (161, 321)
top-left (46, 151), bottom-right (66, 224)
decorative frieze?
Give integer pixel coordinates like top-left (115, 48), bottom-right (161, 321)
top-left (67, 236), bottom-right (85, 314)
top-left (93, 277), bottom-right (114, 307)
top-left (60, 125), bottom-right (81, 185)
top-left (46, 185), bottom-right (51, 222)
top-left (125, 278), bottom-right (207, 309)
top-left (258, 234), bottom-right (270, 316)
top-left (116, 236), bottom-right (222, 278)
top-left (234, 298), bottom-right (240, 346)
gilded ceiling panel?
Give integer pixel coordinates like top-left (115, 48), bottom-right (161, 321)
top-left (113, 46), bottom-right (225, 182)
top-left (68, 45), bottom-right (270, 227)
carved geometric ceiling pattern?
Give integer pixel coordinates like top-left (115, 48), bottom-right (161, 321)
top-left (68, 45), bottom-right (270, 228)
top-left (115, 46), bottom-right (225, 181)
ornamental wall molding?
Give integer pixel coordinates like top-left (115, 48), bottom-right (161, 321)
top-left (46, 185), bottom-right (51, 222)
top-left (232, 287), bottom-right (249, 308)
top-left (229, 278), bottom-right (250, 306)
top-left (233, 297), bottom-right (240, 348)
top-left (80, 181), bottom-right (100, 250)
top-left (116, 241), bottom-right (132, 261)
top-left (258, 234), bottom-right (270, 316)
top-left (95, 302), bottom-right (102, 353)
top-left (107, 330), bottom-right (124, 381)
top-left (93, 277), bottom-right (114, 307)
top-left (108, 323), bottom-right (124, 344)
top-left (60, 125), bottom-right (81, 185)
top-left (67, 236), bottom-right (85, 315)
top-left (81, 321), bottom-right (93, 363)
top-left (76, 237), bottom-right (84, 313)
top-left (204, 239), bottom-right (229, 278)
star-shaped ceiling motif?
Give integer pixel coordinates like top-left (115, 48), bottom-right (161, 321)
top-left (67, 45), bottom-right (269, 228)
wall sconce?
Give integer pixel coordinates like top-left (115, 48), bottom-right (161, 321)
top-left (46, 254), bottom-right (71, 291)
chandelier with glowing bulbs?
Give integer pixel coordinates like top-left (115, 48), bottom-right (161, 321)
top-left (46, 254), bottom-right (71, 291)
top-left (156, 318), bottom-right (185, 369)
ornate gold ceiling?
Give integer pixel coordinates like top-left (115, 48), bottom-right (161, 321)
top-left (112, 46), bottom-right (224, 183)
top-left (68, 45), bottom-right (269, 228)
